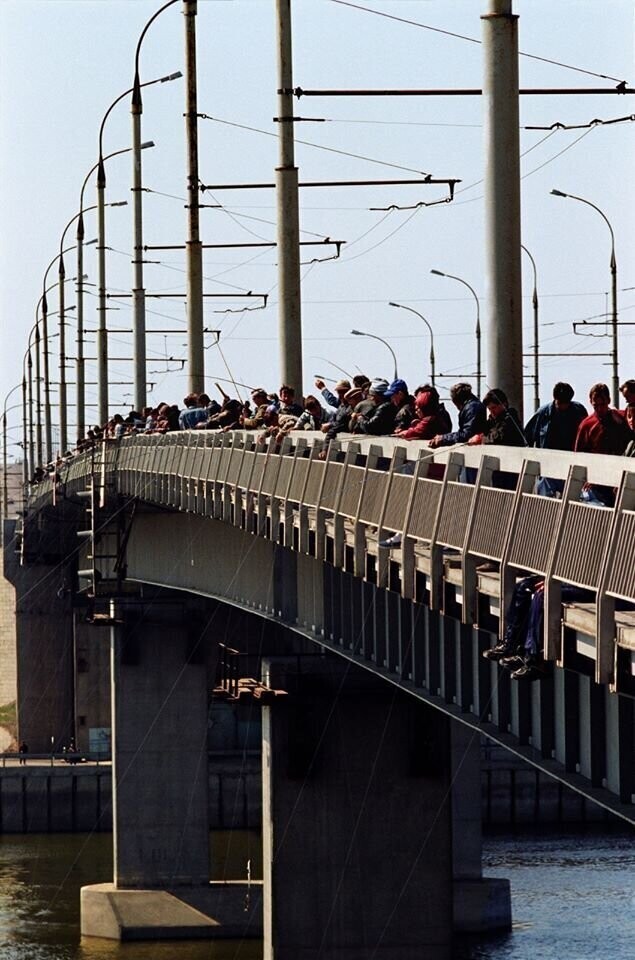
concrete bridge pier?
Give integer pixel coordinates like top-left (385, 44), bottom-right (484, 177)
top-left (80, 598), bottom-right (260, 941)
top-left (261, 655), bottom-right (510, 960)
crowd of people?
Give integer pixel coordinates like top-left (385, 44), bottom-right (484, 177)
top-left (30, 375), bottom-right (635, 684)
top-left (33, 375), bottom-right (635, 482)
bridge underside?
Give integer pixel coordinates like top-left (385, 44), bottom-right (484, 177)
top-left (124, 509), bottom-right (634, 824)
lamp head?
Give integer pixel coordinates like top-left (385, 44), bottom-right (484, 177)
top-left (430, 269), bottom-right (445, 276)
top-left (161, 71), bottom-right (183, 83)
top-left (388, 302), bottom-right (401, 309)
top-left (110, 201), bottom-right (128, 207)
top-left (550, 189), bottom-right (568, 198)
top-left (140, 141), bottom-right (155, 150)
top-left (351, 329), bottom-right (364, 336)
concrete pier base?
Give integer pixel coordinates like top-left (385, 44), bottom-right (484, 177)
top-left (453, 878), bottom-right (512, 934)
top-left (262, 655), bottom-right (455, 960)
top-left (81, 881), bottom-right (262, 941)
top-left (81, 599), bottom-right (257, 941)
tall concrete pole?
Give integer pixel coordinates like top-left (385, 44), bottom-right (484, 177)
top-left (21, 377), bottom-right (28, 486)
top-left (58, 254), bottom-right (68, 452)
top-left (76, 214), bottom-right (86, 441)
top-left (131, 75), bottom-right (147, 412)
top-left (481, 0), bottom-right (523, 417)
top-left (41, 291), bottom-right (53, 461)
top-left (27, 351), bottom-right (34, 475)
top-left (34, 324), bottom-right (43, 465)
top-left (96, 157), bottom-right (108, 425)
top-left (184, 0), bottom-right (205, 393)
top-left (275, 0), bottom-right (303, 396)
top-left (2, 413), bottom-right (6, 518)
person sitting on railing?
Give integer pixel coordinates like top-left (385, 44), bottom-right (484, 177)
top-left (393, 384), bottom-right (452, 441)
top-left (524, 381), bottom-right (587, 497)
top-left (427, 382), bottom-right (486, 449)
top-left (575, 382), bottom-right (632, 506)
top-left (352, 379), bottom-right (396, 435)
top-left (482, 576), bottom-right (590, 681)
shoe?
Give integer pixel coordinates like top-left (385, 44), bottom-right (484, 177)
top-left (511, 663), bottom-right (542, 681)
top-left (476, 561), bottom-right (498, 573)
top-left (500, 654), bottom-right (525, 669)
top-left (379, 533), bottom-right (402, 549)
top-left (482, 643), bottom-right (513, 661)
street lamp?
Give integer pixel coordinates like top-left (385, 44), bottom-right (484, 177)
top-left (521, 244), bottom-right (540, 411)
top-left (551, 188), bottom-right (619, 406)
top-left (351, 329), bottom-right (398, 381)
top-left (430, 269), bottom-right (482, 397)
top-left (133, 1), bottom-right (182, 412)
top-left (96, 72), bottom-right (177, 425)
top-left (59, 203), bottom-right (125, 449)
top-left (3, 384), bottom-right (23, 516)
top-left (388, 302), bottom-right (436, 386)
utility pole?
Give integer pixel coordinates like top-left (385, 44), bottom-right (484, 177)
top-left (275, 0), bottom-right (303, 395)
top-left (97, 156), bottom-right (108, 425)
top-left (21, 377), bottom-right (28, 486)
top-left (34, 324), bottom-right (43, 465)
top-left (76, 214), bottom-right (86, 441)
top-left (41, 291), bottom-right (53, 461)
top-left (131, 74), bottom-right (147, 412)
top-left (482, 0), bottom-right (523, 417)
top-left (58, 254), bottom-right (68, 452)
top-left (184, 0), bottom-right (205, 393)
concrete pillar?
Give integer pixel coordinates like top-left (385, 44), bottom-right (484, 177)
top-left (262, 655), bottom-right (454, 960)
top-left (4, 542), bottom-right (74, 753)
top-left (72, 613), bottom-right (111, 756)
top-left (81, 598), bottom-right (261, 941)
top-left (110, 600), bottom-right (210, 888)
top-left (451, 723), bottom-right (511, 933)
top-left (482, 0), bottom-right (523, 417)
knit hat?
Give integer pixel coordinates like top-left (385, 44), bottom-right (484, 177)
top-left (368, 378), bottom-right (389, 397)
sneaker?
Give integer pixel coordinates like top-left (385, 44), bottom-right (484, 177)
top-left (511, 662), bottom-right (543, 681)
top-left (500, 654), bottom-right (525, 669)
top-left (379, 533), bottom-right (402, 549)
top-left (482, 643), bottom-right (513, 661)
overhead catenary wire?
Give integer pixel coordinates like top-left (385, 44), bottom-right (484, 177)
top-left (329, 0), bottom-right (630, 86)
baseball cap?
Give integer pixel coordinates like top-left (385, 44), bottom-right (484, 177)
top-left (385, 378), bottom-right (408, 397)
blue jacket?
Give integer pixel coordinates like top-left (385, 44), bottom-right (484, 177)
top-left (524, 400), bottom-right (587, 450)
top-left (437, 396), bottom-right (486, 446)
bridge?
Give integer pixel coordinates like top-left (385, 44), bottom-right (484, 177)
top-left (16, 430), bottom-right (635, 956)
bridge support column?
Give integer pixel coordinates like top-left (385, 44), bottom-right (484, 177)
top-left (81, 598), bottom-right (260, 941)
top-left (451, 722), bottom-right (511, 932)
top-left (262, 654), bottom-right (456, 960)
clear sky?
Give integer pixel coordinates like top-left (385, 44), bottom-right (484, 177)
top-left (1, 0), bottom-right (633, 457)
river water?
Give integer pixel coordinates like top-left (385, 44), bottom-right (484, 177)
top-left (0, 831), bottom-right (633, 959)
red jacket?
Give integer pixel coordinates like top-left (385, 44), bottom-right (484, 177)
top-left (574, 410), bottom-right (631, 456)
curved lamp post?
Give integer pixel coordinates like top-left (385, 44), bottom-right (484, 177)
top-left (3, 384), bottom-right (23, 514)
top-left (430, 269), bottom-right (482, 398)
top-left (551, 189), bottom-right (619, 406)
top-left (351, 329), bottom-right (398, 381)
top-left (133, 0), bottom-right (182, 411)
top-left (96, 72), bottom-right (177, 424)
top-left (389, 302), bottom-right (436, 386)
top-left (521, 244), bottom-right (539, 411)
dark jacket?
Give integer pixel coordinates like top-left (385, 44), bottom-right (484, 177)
top-left (325, 402), bottom-right (353, 441)
top-left (524, 401), bottom-right (587, 450)
top-left (437, 396), bottom-right (486, 446)
top-left (393, 397), bottom-right (415, 432)
top-left (483, 407), bottom-right (526, 446)
top-left (354, 401), bottom-right (397, 436)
